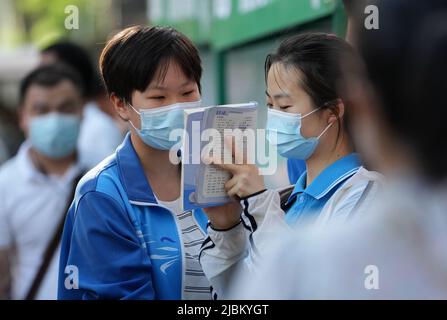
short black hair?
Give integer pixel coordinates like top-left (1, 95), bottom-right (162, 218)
top-left (99, 25), bottom-right (202, 104)
top-left (42, 41), bottom-right (102, 97)
top-left (20, 64), bottom-right (84, 105)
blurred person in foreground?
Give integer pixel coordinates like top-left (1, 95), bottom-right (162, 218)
top-left (0, 65), bottom-right (85, 299)
top-left (231, 0), bottom-right (447, 299)
top-left (41, 42), bottom-right (124, 169)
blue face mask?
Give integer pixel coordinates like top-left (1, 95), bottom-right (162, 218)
top-left (30, 113), bottom-right (81, 159)
top-left (266, 108), bottom-right (333, 160)
top-left (128, 100), bottom-right (202, 150)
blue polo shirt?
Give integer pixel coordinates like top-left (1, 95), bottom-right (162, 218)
top-left (284, 153), bottom-right (361, 225)
top-left (287, 159), bottom-right (306, 184)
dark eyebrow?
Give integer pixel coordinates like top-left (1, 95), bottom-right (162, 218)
top-left (149, 80), bottom-right (196, 91)
top-left (31, 101), bottom-right (49, 110)
top-left (265, 90), bottom-right (290, 99)
top-left (56, 98), bottom-right (77, 109)
top-left (148, 85), bottom-right (167, 91)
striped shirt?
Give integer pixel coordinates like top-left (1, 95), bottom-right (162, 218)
top-left (157, 198), bottom-right (211, 300)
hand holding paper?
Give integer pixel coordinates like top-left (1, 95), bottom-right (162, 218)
top-left (181, 102), bottom-right (258, 211)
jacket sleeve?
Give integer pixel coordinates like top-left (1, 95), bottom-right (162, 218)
top-left (58, 191), bottom-right (154, 300)
top-left (199, 189), bottom-right (290, 299)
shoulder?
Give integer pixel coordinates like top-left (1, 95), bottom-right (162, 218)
top-left (0, 156), bottom-right (20, 219)
top-left (0, 154), bottom-right (22, 196)
top-left (68, 166), bottom-right (134, 238)
top-left (345, 167), bottom-right (383, 187)
top-left (335, 167), bottom-right (383, 200)
top-left (319, 167), bottom-right (383, 222)
top-left (75, 153), bottom-right (125, 207)
top-left (0, 155), bottom-right (19, 183)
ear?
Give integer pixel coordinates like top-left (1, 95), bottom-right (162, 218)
top-left (110, 93), bottom-right (130, 122)
top-left (327, 99), bottom-right (345, 124)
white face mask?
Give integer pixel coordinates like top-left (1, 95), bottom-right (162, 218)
top-left (128, 100), bottom-right (202, 150)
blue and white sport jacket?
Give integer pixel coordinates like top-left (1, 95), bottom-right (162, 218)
top-left (58, 134), bottom-right (208, 300)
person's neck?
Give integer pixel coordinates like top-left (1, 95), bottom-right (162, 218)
top-left (305, 138), bottom-right (353, 187)
top-left (130, 133), bottom-right (181, 201)
top-left (30, 148), bottom-right (76, 177)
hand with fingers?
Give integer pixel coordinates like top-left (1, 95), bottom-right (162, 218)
top-left (203, 136), bottom-right (266, 230)
top-left (213, 136), bottom-right (266, 199)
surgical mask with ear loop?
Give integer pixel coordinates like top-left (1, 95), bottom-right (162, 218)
top-left (127, 100), bottom-right (202, 150)
top-left (266, 107), bottom-right (333, 160)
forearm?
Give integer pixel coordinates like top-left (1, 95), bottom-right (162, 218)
top-left (239, 189), bottom-right (289, 258)
top-left (200, 189), bottom-right (289, 298)
top-left (199, 221), bottom-right (249, 299)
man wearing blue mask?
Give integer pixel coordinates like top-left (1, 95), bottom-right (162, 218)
top-left (0, 64), bottom-right (85, 300)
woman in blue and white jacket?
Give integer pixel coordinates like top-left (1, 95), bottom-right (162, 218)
top-left (58, 26), bottom-right (210, 300)
top-left (199, 33), bottom-right (382, 299)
